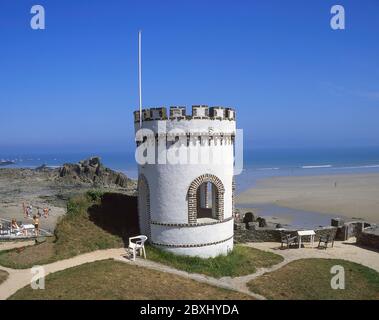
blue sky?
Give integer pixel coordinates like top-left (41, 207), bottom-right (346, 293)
top-left (0, 0), bottom-right (378, 153)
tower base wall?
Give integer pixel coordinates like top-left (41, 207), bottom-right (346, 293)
top-left (153, 237), bottom-right (234, 258)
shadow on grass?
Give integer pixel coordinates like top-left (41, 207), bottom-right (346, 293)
top-left (87, 192), bottom-right (139, 246)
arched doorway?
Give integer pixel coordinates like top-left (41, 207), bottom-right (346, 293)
top-left (138, 174), bottom-right (151, 239)
top-left (196, 182), bottom-right (218, 219)
top-left (187, 174), bottom-right (225, 224)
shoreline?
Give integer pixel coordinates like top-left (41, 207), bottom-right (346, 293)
top-left (236, 172), bottom-right (379, 224)
top-left (0, 159), bottom-right (137, 233)
top-left (3, 163), bottom-right (379, 228)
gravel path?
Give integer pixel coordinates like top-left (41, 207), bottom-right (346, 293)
top-left (245, 238), bottom-right (379, 273)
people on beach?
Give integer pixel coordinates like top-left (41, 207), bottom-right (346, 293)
top-left (25, 204), bottom-right (33, 218)
top-left (43, 207), bottom-right (50, 218)
top-left (22, 202), bottom-right (27, 217)
top-left (22, 202), bottom-right (50, 221)
top-left (33, 215), bottom-right (40, 236)
top-left (11, 218), bottom-right (19, 230)
top-left (11, 219), bottom-right (27, 236)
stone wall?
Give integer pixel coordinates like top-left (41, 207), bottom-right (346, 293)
top-left (356, 226), bottom-right (379, 250)
top-left (234, 222), bottom-right (337, 244)
top-left (335, 221), bottom-right (370, 241)
top-left (234, 210), bottom-right (379, 251)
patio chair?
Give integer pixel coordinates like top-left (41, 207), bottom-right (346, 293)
top-left (318, 234), bottom-right (335, 249)
top-left (128, 235), bottom-right (148, 261)
top-left (281, 233), bottom-right (298, 249)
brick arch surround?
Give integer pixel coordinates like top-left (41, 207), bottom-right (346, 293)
top-left (187, 174), bottom-right (225, 224)
top-left (138, 174), bottom-right (151, 240)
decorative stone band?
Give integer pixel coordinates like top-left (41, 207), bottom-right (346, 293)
top-left (151, 235), bottom-right (234, 248)
top-left (135, 117), bottom-right (236, 122)
top-left (135, 132), bottom-right (235, 146)
top-left (136, 132), bottom-right (235, 138)
top-left (150, 216), bottom-right (233, 228)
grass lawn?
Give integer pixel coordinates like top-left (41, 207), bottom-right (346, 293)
top-left (9, 259), bottom-right (253, 300)
top-left (247, 258), bottom-right (379, 300)
top-left (0, 270), bottom-right (8, 284)
top-left (0, 191), bottom-right (124, 269)
top-left (146, 244), bottom-right (284, 278)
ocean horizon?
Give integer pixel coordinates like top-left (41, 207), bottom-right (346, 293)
top-left (2, 146), bottom-right (379, 192)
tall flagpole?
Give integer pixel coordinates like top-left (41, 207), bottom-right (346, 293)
top-left (138, 30), bottom-right (142, 128)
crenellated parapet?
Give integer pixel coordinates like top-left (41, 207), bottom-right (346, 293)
top-left (134, 105), bottom-right (236, 123)
top-left (134, 103), bottom-right (236, 258)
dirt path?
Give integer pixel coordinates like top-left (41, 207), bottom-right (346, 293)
top-left (0, 239), bottom-right (378, 300)
top-left (0, 248), bottom-right (125, 299)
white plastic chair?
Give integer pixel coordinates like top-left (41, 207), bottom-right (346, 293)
top-left (128, 235), bottom-right (147, 261)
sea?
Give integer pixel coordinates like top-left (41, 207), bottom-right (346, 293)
top-left (2, 146), bottom-right (379, 228)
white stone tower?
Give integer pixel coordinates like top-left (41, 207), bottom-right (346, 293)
top-left (134, 105), bottom-right (236, 258)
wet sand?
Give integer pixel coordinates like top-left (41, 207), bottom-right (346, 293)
top-left (236, 173), bottom-right (379, 224)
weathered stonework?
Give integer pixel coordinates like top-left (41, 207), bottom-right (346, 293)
top-left (335, 221), bottom-right (369, 241)
top-left (152, 235), bottom-right (234, 248)
top-left (357, 226), bottom-right (379, 250)
top-left (187, 174), bottom-right (225, 224)
top-left (234, 222), bottom-right (337, 244)
top-left (150, 216), bottom-right (233, 227)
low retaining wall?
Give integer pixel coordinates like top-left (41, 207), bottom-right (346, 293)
top-left (335, 221), bottom-right (368, 241)
top-left (357, 226), bottom-right (379, 250)
top-left (234, 211), bottom-right (378, 250)
top-left (234, 222), bottom-right (337, 243)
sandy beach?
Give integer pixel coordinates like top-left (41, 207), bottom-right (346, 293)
top-left (0, 169), bottom-right (67, 232)
top-left (236, 173), bottom-right (379, 224)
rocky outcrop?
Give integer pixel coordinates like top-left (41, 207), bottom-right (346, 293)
top-left (236, 209), bottom-right (267, 229)
top-left (57, 157), bottom-right (134, 189)
top-left (234, 209), bottom-right (337, 243)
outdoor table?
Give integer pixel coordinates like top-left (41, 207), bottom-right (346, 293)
top-left (297, 230), bottom-right (316, 248)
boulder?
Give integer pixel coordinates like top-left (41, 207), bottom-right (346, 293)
top-left (243, 211), bottom-right (256, 224)
top-left (256, 216), bottom-right (267, 228)
top-left (58, 157), bottom-right (133, 188)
